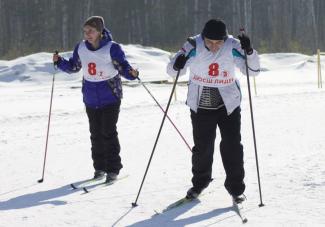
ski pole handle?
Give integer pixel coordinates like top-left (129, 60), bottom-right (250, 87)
top-left (53, 50), bottom-right (59, 66)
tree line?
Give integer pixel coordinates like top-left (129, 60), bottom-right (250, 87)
top-left (0, 0), bottom-right (324, 59)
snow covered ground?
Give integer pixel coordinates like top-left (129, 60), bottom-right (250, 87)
top-left (0, 46), bottom-right (325, 226)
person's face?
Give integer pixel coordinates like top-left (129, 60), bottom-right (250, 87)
top-left (204, 38), bottom-right (224, 53)
top-left (83, 25), bottom-right (101, 45)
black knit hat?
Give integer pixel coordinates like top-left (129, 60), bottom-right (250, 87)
top-left (84, 16), bottom-right (105, 32)
top-left (202, 19), bottom-right (227, 40)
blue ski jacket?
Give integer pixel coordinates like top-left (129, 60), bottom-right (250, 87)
top-left (57, 28), bottom-right (135, 109)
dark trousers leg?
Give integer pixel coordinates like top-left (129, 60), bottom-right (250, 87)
top-left (86, 107), bottom-right (105, 171)
top-left (190, 109), bottom-right (217, 190)
top-left (218, 107), bottom-right (245, 196)
top-left (86, 102), bottom-right (122, 174)
top-left (100, 103), bottom-right (122, 174)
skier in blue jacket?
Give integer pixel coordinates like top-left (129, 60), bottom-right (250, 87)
top-left (53, 16), bottom-right (138, 182)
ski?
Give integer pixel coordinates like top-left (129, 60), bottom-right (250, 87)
top-left (153, 197), bottom-right (196, 215)
top-left (232, 199), bottom-right (248, 223)
top-left (153, 191), bottom-right (211, 215)
top-left (81, 174), bottom-right (129, 194)
top-left (154, 192), bottom-right (248, 224)
top-left (153, 189), bottom-right (218, 215)
top-left (70, 175), bottom-right (106, 190)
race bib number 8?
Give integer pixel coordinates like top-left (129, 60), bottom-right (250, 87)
top-left (208, 63), bottom-right (219, 77)
top-left (88, 62), bottom-right (97, 75)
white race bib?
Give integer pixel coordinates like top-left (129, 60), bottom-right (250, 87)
top-left (189, 37), bottom-right (236, 88)
top-left (78, 41), bottom-right (118, 82)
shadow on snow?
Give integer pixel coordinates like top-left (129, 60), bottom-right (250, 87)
top-left (125, 199), bottom-right (233, 227)
top-left (0, 179), bottom-right (92, 210)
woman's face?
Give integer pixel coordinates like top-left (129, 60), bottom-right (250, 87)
top-left (204, 38), bottom-right (224, 53)
top-left (83, 25), bottom-right (101, 45)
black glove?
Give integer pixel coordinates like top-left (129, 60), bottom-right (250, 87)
top-left (53, 50), bottom-right (60, 66)
top-left (238, 34), bottom-right (253, 55)
top-left (173, 54), bottom-right (187, 71)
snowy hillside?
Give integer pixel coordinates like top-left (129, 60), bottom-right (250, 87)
top-left (0, 46), bottom-right (325, 227)
top-left (0, 44), bottom-right (171, 84)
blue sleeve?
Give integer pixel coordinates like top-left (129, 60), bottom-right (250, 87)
top-left (110, 42), bottom-right (135, 80)
top-left (57, 44), bottom-right (82, 74)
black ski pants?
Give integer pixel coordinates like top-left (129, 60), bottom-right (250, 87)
top-left (190, 106), bottom-right (245, 196)
top-left (86, 102), bottom-right (122, 174)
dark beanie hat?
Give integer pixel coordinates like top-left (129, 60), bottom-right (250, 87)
top-left (202, 19), bottom-right (227, 40)
top-left (84, 16), bottom-right (105, 32)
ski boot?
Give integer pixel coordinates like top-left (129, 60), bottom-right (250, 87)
top-left (93, 170), bottom-right (106, 179)
top-left (106, 172), bottom-right (118, 183)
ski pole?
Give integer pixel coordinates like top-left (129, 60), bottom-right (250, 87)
top-left (136, 77), bottom-right (192, 151)
top-left (132, 50), bottom-right (194, 207)
top-left (240, 29), bottom-right (264, 207)
top-left (38, 51), bottom-right (58, 183)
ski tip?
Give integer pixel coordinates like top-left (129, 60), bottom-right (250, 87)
top-left (82, 187), bottom-right (89, 193)
top-left (152, 210), bottom-right (161, 216)
top-left (70, 184), bottom-right (77, 190)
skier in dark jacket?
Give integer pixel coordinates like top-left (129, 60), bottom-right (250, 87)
top-left (53, 16), bottom-right (138, 182)
top-left (167, 19), bottom-right (260, 203)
